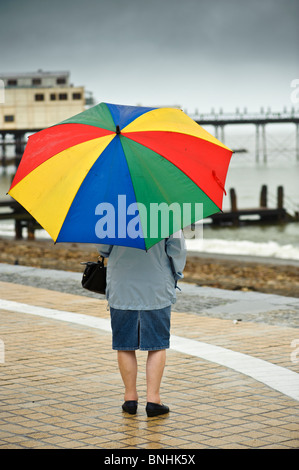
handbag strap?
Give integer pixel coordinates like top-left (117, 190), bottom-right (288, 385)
top-left (165, 238), bottom-right (181, 291)
top-left (98, 256), bottom-right (105, 266)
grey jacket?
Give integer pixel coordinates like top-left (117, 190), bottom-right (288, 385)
top-left (97, 233), bottom-right (187, 310)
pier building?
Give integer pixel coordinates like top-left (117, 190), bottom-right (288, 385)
top-left (0, 70), bottom-right (85, 131)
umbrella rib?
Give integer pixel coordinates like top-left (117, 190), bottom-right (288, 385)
top-left (117, 135), bottom-right (147, 250)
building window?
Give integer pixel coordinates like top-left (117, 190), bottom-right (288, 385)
top-left (57, 77), bottom-right (66, 85)
top-left (59, 93), bottom-right (68, 100)
top-left (7, 79), bottom-right (17, 86)
top-left (72, 92), bottom-right (82, 100)
top-left (35, 93), bottom-right (45, 101)
top-left (4, 115), bottom-right (14, 122)
top-left (32, 78), bottom-right (42, 85)
top-left (50, 93), bottom-right (56, 100)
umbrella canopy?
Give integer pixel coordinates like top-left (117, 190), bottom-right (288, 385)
top-left (8, 102), bottom-right (233, 250)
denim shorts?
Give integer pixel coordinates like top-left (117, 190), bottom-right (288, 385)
top-left (110, 306), bottom-right (171, 351)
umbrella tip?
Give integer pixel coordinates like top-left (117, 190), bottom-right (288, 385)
top-left (116, 125), bottom-right (121, 135)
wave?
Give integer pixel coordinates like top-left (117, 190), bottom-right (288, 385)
top-left (1, 221), bottom-right (299, 261)
top-left (185, 238), bottom-right (299, 260)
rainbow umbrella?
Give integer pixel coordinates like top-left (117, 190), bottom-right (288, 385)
top-left (8, 102), bottom-right (233, 250)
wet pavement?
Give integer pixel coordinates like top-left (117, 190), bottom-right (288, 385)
top-left (0, 263), bottom-right (298, 449)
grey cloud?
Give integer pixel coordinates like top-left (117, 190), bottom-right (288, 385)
top-left (0, 0), bottom-right (297, 111)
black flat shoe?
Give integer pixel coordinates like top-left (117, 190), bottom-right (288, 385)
top-left (146, 402), bottom-right (169, 417)
top-left (122, 400), bottom-right (138, 415)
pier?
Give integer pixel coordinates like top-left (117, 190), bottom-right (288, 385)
top-left (0, 198), bottom-right (41, 240)
top-left (192, 108), bottom-right (299, 162)
top-left (1, 132), bottom-right (32, 170)
top-left (1, 108), bottom-right (299, 169)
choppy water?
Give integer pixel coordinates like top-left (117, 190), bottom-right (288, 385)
top-left (1, 125), bottom-right (299, 260)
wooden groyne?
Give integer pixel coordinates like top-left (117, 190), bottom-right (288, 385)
top-left (210, 185), bottom-right (299, 226)
top-left (0, 199), bottom-right (41, 239)
top-left (0, 185), bottom-right (298, 241)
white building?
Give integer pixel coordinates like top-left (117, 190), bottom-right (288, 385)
top-left (0, 70), bottom-right (86, 131)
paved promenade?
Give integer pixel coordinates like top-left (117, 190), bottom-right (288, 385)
top-left (0, 263), bottom-right (298, 449)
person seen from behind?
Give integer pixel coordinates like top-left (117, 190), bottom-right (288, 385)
top-left (98, 231), bottom-right (186, 417)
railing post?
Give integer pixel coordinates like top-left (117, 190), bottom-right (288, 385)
top-left (230, 188), bottom-right (239, 226)
top-left (255, 124), bottom-right (260, 163)
top-left (230, 188), bottom-right (237, 212)
top-left (220, 125), bottom-right (225, 143)
top-left (277, 186), bottom-right (284, 209)
top-left (262, 124), bottom-right (267, 163)
top-left (1, 132), bottom-right (6, 168)
top-left (15, 220), bottom-right (23, 240)
top-left (15, 132), bottom-right (25, 168)
top-left (214, 125), bottom-right (218, 139)
top-left (260, 185), bottom-right (267, 207)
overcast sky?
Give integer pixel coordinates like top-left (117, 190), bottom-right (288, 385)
top-left (1, 0), bottom-right (298, 113)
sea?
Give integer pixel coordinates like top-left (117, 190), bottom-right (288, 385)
top-left (1, 124), bottom-right (299, 261)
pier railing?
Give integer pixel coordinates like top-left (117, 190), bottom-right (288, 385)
top-left (1, 108), bottom-right (299, 167)
top-left (190, 109), bottom-right (299, 163)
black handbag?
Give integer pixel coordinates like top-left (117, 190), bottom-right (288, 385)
top-left (81, 257), bottom-right (107, 294)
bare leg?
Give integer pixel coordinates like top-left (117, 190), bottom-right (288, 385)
top-left (146, 349), bottom-right (166, 404)
top-left (117, 350), bottom-right (138, 402)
